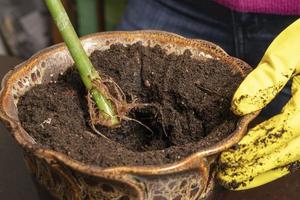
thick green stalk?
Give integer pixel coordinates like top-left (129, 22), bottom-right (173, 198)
top-left (45, 0), bottom-right (119, 125)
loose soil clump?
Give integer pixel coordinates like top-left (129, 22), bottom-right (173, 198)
top-left (18, 43), bottom-right (244, 167)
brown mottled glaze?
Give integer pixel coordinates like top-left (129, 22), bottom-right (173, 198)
top-left (0, 31), bottom-right (259, 200)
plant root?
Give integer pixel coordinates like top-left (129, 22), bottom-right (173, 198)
top-left (87, 75), bottom-right (157, 138)
top-left (87, 75), bottom-right (137, 126)
top-left (89, 122), bottom-right (112, 142)
top-left (86, 74), bottom-right (173, 141)
top-left (122, 115), bottom-right (154, 135)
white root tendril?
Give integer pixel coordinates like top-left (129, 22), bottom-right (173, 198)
top-left (40, 118), bottom-right (52, 128)
top-left (86, 76), bottom-right (161, 139)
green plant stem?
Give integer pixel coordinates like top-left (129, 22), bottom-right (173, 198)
top-left (45, 0), bottom-right (119, 126)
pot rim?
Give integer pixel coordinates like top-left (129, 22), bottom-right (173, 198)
top-left (0, 30), bottom-right (260, 177)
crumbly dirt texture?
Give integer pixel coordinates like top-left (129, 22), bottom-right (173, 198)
top-left (18, 43), bottom-right (243, 167)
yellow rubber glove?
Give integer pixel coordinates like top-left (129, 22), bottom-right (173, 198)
top-left (217, 19), bottom-right (300, 190)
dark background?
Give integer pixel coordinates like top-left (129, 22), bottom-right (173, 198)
top-left (0, 0), bottom-right (127, 58)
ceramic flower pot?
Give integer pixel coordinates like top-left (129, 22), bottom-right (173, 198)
top-left (0, 31), bottom-right (258, 200)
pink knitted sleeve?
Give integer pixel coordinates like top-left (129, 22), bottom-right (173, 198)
top-left (215, 0), bottom-right (300, 15)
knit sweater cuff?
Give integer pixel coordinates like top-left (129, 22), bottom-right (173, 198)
top-left (215, 0), bottom-right (300, 15)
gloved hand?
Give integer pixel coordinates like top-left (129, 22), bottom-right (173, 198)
top-left (217, 19), bottom-right (300, 190)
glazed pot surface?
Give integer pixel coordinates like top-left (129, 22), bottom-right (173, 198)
top-left (0, 31), bottom-right (258, 200)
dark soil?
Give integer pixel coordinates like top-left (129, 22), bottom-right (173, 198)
top-left (18, 43), bottom-right (244, 167)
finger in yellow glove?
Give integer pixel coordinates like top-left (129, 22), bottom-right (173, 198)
top-left (217, 19), bottom-right (300, 190)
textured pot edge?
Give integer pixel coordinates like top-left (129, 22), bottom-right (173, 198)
top-left (0, 30), bottom-right (257, 177)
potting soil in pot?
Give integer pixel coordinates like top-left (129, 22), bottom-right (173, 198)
top-left (18, 43), bottom-right (244, 167)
